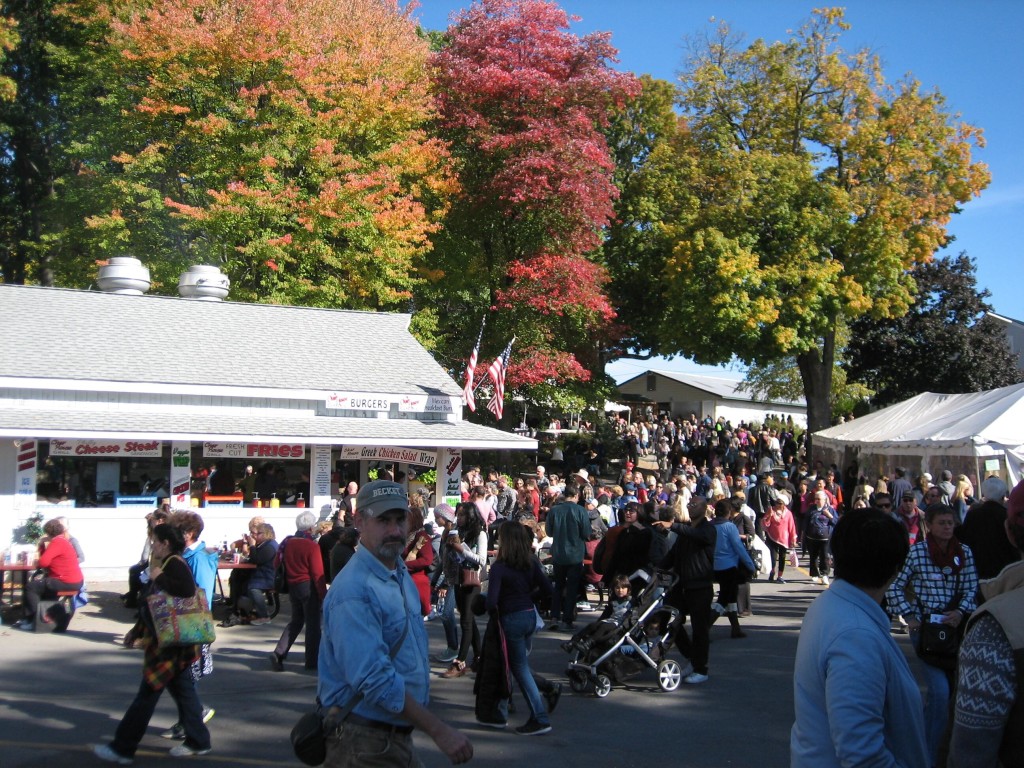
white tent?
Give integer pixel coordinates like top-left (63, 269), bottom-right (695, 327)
top-left (604, 401), bottom-right (630, 413)
top-left (814, 382), bottom-right (1024, 485)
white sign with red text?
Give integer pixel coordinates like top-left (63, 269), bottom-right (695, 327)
top-left (337, 446), bottom-right (436, 467)
top-left (439, 447), bottom-right (462, 507)
top-left (325, 392), bottom-right (461, 414)
top-left (15, 440), bottom-right (38, 514)
top-left (325, 392), bottom-right (392, 411)
top-left (170, 441), bottom-right (192, 506)
top-left (203, 442), bottom-right (306, 460)
top-left (49, 438), bottom-right (163, 457)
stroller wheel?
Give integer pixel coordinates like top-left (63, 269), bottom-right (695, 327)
top-left (657, 659), bottom-right (682, 692)
top-left (567, 669), bottom-right (588, 693)
top-left (594, 674), bottom-right (613, 698)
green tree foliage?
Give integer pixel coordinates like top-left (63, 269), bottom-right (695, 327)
top-left (630, 9), bottom-right (989, 434)
top-left (602, 74), bottom-right (680, 359)
top-left (844, 252), bottom-right (1023, 407)
top-left (0, 0), bottom-right (107, 287)
top-left (739, 323), bottom-right (874, 423)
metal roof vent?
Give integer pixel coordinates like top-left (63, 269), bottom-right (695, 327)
top-left (96, 256), bottom-right (151, 295)
top-left (178, 264), bottom-right (230, 301)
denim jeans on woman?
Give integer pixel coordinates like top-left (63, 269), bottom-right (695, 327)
top-left (500, 608), bottom-right (549, 726)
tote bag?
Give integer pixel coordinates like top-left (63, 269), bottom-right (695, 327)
top-left (146, 587), bottom-right (216, 648)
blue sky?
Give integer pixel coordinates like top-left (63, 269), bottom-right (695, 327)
top-left (414, 1), bottom-right (1024, 383)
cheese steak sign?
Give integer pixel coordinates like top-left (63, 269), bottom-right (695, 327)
top-left (325, 392), bottom-right (460, 414)
top-left (50, 439), bottom-right (163, 457)
top-left (203, 442), bottom-right (306, 460)
top-left (338, 446), bottom-right (437, 467)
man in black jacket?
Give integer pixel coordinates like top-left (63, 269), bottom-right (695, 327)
top-left (656, 496), bottom-right (717, 684)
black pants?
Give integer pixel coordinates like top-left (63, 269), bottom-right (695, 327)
top-left (668, 585), bottom-right (713, 675)
top-left (713, 567), bottom-right (741, 608)
top-left (806, 538), bottom-right (830, 577)
top-left (766, 540), bottom-right (789, 576)
top-left (274, 581), bottom-right (320, 669)
top-left (455, 584), bottom-right (481, 663)
top-left (24, 576), bottom-right (82, 620)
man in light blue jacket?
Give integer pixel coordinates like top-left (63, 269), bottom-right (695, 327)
top-left (791, 510), bottom-right (927, 768)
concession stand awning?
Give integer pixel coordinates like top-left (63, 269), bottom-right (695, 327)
top-left (0, 283), bottom-right (535, 577)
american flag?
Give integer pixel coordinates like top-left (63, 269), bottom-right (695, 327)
top-left (462, 320), bottom-right (485, 412)
top-left (486, 337), bottom-right (515, 420)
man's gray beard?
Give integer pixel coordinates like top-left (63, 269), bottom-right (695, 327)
top-left (379, 541), bottom-right (404, 562)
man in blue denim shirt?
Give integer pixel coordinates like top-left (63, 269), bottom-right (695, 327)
top-left (319, 481), bottom-right (473, 767)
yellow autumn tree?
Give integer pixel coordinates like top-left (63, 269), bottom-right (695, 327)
top-left (640, 9), bottom-right (989, 432)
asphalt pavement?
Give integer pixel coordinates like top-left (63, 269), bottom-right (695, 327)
top-left (0, 569), bottom-right (841, 768)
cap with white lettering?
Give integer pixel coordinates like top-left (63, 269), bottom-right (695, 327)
top-left (355, 480), bottom-right (410, 518)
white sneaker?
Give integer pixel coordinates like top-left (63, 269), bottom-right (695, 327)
top-left (169, 744), bottom-right (212, 757)
top-left (683, 672), bottom-right (708, 684)
top-left (93, 745), bottom-right (133, 765)
top-left (822, 576), bottom-right (830, 586)
top-left (811, 576), bottom-right (822, 585)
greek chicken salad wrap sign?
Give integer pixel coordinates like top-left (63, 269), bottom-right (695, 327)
top-left (338, 446), bottom-right (437, 467)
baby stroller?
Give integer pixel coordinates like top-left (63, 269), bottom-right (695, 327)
top-left (562, 568), bottom-right (683, 698)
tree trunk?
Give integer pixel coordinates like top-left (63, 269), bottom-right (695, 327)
top-left (796, 327), bottom-right (837, 450)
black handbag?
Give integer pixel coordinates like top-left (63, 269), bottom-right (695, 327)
top-left (914, 573), bottom-right (963, 672)
top-left (291, 710), bottom-right (326, 766)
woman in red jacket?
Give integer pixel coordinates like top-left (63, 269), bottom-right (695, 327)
top-left (403, 506), bottom-right (435, 615)
top-left (16, 518), bottom-right (83, 631)
top-left (269, 511), bottom-right (326, 672)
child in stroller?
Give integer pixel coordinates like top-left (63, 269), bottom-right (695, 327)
top-left (562, 568), bottom-right (684, 698)
top-left (561, 573), bottom-right (633, 655)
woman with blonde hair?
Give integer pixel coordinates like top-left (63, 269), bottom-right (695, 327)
top-left (950, 475), bottom-right (973, 522)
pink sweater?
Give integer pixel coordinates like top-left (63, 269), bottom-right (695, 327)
top-left (763, 508), bottom-right (798, 549)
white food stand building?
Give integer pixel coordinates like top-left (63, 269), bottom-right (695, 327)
top-left (0, 277), bottom-right (535, 579)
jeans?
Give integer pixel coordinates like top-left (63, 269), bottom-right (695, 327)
top-left (439, 587), bottom-right (458, 651)
top-left (324, 722), bottom-right (423, 768)
top-left (501, 609), bottom-right (549, 725)
top-left (912, 628), bottom-right (952, 766)
top-left (551, 562), bottom-right (583, 625)
top-left (111, 673), bottom-right (210, 757)
top-left (274, 580), bottom-right (321, 669)
top-left (455, 584), bottom-right (481, 663)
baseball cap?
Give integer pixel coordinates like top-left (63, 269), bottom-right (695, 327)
top-left (355, 480), bottom-right (410, 518)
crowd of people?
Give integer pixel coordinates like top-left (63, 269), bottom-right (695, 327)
top-left (46, 413), bottom-right (1019, 767)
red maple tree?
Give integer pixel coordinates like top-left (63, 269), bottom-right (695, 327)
top-left (430, 0), bottom-right (638, 399)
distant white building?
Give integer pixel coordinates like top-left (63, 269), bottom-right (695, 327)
top-left (987, 311), bottom-right (1024, 372)
top-left (617, 370), bottom-right (807, 427)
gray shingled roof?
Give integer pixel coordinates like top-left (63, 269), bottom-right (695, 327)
top-left (621, 369), bottom-right (805, 407)
top-left (0, 284), bottom-right (461, 396)
top-left (0, 406), bottom-right (535, 448)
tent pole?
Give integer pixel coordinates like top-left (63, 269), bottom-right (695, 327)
top-left (974, 454), bottom-right (982, 489)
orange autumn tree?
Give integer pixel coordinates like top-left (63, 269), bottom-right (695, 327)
top-left (75, 0), bottom-right (453, 307)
